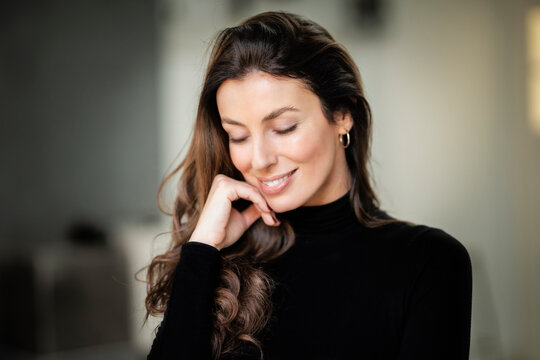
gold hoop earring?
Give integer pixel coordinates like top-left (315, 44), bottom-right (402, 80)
top-left (339, 131), bottom-right (350, 148)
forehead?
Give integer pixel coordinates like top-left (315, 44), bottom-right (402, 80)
top-left (216, 71), bottom-right (319, 120)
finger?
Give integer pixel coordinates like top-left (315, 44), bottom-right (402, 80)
top-left (244, 204), bottom-right (279, 227)
top-left (232, 183), bottom-right (279, 225)
top-left (240, 204), bottom-right (263, 228)
top-left (262, 210), bottom-right (279, 226)
top-left (212, 175), bottom-right (276, 227)
top-left (225, 181), bottom-right (272, 214)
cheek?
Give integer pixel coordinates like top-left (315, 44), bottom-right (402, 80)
top-left (230, 146), bottom-right (251, 174)
top-left (287, 127), bottom-right (334, 171)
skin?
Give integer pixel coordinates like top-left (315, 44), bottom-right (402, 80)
top-left (189, 71), bottom-right (353, 250)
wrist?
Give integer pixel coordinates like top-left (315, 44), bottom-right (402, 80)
top-left (187, 238), bottom-right (221, 251)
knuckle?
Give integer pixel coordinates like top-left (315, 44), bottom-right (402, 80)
top-left (212, 174), bottom-right (237, 199)
top-left (213, 174), bottom-right (228, 186)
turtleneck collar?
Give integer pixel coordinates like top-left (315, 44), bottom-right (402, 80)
top-left (277, 190), bottom-right (359, 235)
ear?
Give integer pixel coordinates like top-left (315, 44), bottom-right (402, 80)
top-left (333, 111), bottom-right (354, 135)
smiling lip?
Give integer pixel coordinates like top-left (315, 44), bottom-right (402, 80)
top-left (257, 169), bottom-right (297, 195)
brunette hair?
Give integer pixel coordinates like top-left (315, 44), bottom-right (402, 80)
top-left (146, 11), bottom-right (399, 359)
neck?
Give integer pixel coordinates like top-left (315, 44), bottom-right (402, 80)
top-left (303, 146), bottom-right (352, 206)
top-left (278, 188), bottom-right (359, 235)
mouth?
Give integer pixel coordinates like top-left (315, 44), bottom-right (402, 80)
top-left (257, 169), bottom-right (297, 195)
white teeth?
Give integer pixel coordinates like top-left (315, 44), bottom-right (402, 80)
top-left (262, 172), bottom-right (292, 187)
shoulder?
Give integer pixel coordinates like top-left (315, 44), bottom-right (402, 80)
top-left (408, 224), bottom-right (470, 269)
top-left (415, 226), bottom-right (470, 262)
top-left (365, 215), bottom-right (473, 308)
top-left (366, 212), bottom-right (471, 272)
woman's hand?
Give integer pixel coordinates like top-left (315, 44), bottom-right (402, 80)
top-left (188, 174), bottom-right (279, 251)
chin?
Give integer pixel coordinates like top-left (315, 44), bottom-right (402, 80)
top-left (265, 194), bottom-right (305, 213)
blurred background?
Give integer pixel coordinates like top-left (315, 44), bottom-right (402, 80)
top-left (1, 0), bottom-right (539, 359)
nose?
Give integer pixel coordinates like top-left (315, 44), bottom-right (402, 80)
top-left (251, 135), bottom-right (277, 171)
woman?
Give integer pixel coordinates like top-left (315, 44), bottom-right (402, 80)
top-left (145, 11), bottom-right (472, 360)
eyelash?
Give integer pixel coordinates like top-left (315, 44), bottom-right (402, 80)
top-left (274, 124), bottom-right (297, 135)
top-left (229, 137), bottom-right (247, 144)
top-left (229, 124), bottom-right (297, 144)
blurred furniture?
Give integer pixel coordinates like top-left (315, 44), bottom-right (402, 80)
top-left (0, 245), bottom-right (129, 354)
top-left (112, 220), bottom-right (168, 355)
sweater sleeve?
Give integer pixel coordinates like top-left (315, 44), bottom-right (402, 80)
top-left (398, 228), bottom-right (472, 360)
top-left (147, 241), bottom-right (222, 360)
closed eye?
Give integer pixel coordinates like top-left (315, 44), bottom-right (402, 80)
top-left (229, 137), bottom-right (248, 144)
top-left (275, 124), bottom-right (297, 135)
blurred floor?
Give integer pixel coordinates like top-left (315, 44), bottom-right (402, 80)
top-left (0, 343), bottom-right (144, 360)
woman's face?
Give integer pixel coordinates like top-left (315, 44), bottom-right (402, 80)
top-left (216, 71), bottom-right (353, 213)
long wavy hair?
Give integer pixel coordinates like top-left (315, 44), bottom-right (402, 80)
top-left (146, 11), bottom-right (401, 359)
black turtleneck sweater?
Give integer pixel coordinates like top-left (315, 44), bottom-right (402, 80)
top-left (147, 192), bottom-right (472, 359)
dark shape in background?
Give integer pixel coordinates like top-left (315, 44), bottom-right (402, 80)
top-left (0, 0), bottom-right (159, 358)
top-left (0, 0), bottom-right (160, 245)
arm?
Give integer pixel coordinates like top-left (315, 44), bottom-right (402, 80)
top-left (398, 228), bottom-right (473, 359)
top-left (148, 241), bottom-right (222, 360)
top-left (147, 175), bottom-right (278, 359)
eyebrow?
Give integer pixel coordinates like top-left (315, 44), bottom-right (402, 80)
top-left (221, 106), bottom-right (299, 126)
